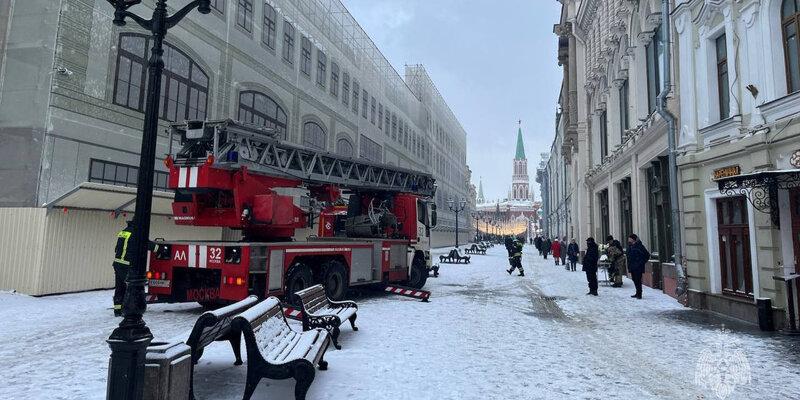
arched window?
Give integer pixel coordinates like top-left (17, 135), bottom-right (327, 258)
top-left (238, 91), bottom-right (288, 139)
top-left (302, 121), bottom-right (327, 150)
top-left (783, 0), bottom-right (800, 93)
top-left (114, 33), bottom-right (208, 121)
top-left (336, 137), bottom-right (354, 157)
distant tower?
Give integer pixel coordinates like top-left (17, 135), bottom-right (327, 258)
top-left (477, 178), bottom-right (485, 204)
top-left (511, 122), bottom-right (530, 201)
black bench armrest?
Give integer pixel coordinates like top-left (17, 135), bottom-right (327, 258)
top-left (327, 299), bottom-right (358, 310)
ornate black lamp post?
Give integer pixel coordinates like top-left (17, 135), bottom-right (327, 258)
top-left (104, 1), bottom-right (210, 399)
top-left (447, 197), bottom-right (467, 248)
top-left (472, 212), bottom-right (482, 242)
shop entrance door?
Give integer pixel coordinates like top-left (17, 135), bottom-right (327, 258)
top-left (716, 196), bottom-right (753, 297)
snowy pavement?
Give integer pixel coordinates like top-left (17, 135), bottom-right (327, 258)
top-left (2, 246), bottom-right (800, 399)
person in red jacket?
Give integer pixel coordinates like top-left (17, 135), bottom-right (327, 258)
top-left (551, 237), bottom-right (562, 266)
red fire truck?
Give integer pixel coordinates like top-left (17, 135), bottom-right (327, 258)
top-left (146, 120), bottom-right (438, 306)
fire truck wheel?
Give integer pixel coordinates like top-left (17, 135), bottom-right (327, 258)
top-left (322, 261), bottom-right (348, 301)
top-left (407, 257), bottom-right (428, 289)
top-left (286, 263), bottom-right (313, 305)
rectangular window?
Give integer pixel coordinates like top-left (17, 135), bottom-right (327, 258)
top-left (352, 81), bottom-right (360, 114)
top-left (784, 17), bottom-right (800, 93)
top-left (300, 36), bottom-right (312, 77)
top-left (262, 3), bottom-right (277, 49)
top-left (378, 103), bottom-right (384, 130)
top-left (330, 62), bottom-right (339, 97)
top-left (316, 49), bottom-right (327, 88)
top-left (342, 72), bottom-right (350, 106)
top-left (370, 97), bottom-right (376, 124)
top-left (283, 21), bottom-right (295, 64)
top-left (361, 89), bottom-right (368, 118)
top-left (391, 114), bottom-right (397, 140)
top-left (716, 34), bottom-right (730, 120)
top-left (236, 0), bottom-right (253, 32)
top-left (211, 0), bottom-right (225, 14)
top-left (360, 135), bottom-right (383, 163)
top-left (646, 24), bottom-right (662, 114)
top-left (384, 108), bottom-right (390, 134)
top-left (619, 79), bottom-right (629, 139)
top-left (89, 159), bottom-right (169, 191)
top-left (599, 111), bottom-right (608, 158)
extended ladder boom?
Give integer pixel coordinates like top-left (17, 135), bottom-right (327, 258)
top-left (168, 120), bottom-right (436, 197)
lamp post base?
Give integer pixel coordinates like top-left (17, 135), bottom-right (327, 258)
top-left (107, 324), bottom-right (153, 400)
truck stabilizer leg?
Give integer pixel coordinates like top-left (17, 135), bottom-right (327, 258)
top-left (384, 285), bottom-right (431, 302)
top-left (281, 304), bottom-right (305, 321)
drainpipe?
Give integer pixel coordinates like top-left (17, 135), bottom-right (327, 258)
top-left (656, 0), bottom-right (688, 298)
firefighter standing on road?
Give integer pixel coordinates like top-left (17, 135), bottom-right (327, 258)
top-left (112, 221), bottom-right (134, 317)
top-left (506, 238), bottom-right (525, 277)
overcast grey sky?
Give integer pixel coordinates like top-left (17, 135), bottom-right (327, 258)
top-left (342, 0), bottom-right (562, 202)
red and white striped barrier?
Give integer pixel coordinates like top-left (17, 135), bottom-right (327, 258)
top-left (384, 285), bottom-right (431, 302)
top-left (282, 305), bottom-right (304, 321)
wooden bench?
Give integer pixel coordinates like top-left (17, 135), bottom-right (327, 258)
top-left (464, 244), bottom-right (486, 255)
top-left (293, 284), bottom-right (358, 350)
top-left (232, 297), bottom-right (331, 400)
top-left (183, 295), bottom-right (260, 399)
top-left (439, 249), bottom-right (471, 264)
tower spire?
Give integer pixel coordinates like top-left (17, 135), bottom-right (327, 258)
top-left (477, 177), bottom-right (485, 204)
top-left (515, 121), bottom-right (526, 160)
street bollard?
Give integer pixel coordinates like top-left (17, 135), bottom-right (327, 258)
top-left (756, 298), bottom-right (775, 332)
top-left (143, 340), bottom-right (192, 400)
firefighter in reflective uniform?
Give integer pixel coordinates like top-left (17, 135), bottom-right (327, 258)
top-left (112, 221), bottom-right (134, 317)
top-left (113, 221), bottom-right (160, 316)
top-left (506, 239), bottom-right (525, 277)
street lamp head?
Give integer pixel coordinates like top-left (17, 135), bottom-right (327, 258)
top-left (106, 0), bottom-right (141, 26)
top-left (197, 0), bottom-right (212, 14)
top-left (447, 197), bottom-right (454, 207)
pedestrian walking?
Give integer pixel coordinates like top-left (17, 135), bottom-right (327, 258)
top-left (605, 235), bottom-right (625, 287)
top-left (567, 239), bottom-right (579, 272)
top-left (626, 234), bottom-right (650, 299)
top-left (112, 221), bottom-right (134, 317)
top-left (560, 236), bottom-right (568, 268)
top-left (551, 237), bottom-right (562, 266)
top-left (583, 237), bottom-right (599, 296)
top-left (506, 238), bottom-right (525, 276)
top-left (542, 237), bottom-right (551, 259)
top-left (534, 235), bottom-right (543, 256)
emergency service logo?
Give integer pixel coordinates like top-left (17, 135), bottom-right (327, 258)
top-left (694, 326), bottom-right (751, 400)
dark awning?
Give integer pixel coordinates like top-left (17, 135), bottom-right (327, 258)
top-left (715, 169), bottom-right (800, 226)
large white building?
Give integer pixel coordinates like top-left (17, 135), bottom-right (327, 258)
top-left (0, 0), bottom-right (470, 295)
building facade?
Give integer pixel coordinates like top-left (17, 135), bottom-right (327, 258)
top-left (550, 0), bottom-right (678, 264)
top-left (550, 0), bottom-right (800, 328)
top-left (0, 0), bottom-right (470, 294)
top-left (675, 0), bottom-right (800, 327)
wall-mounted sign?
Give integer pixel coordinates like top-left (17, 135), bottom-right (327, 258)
top-left (713, 165), bottom-right (741, 180)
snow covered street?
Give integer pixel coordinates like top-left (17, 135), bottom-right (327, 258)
top-left (2, 245), bottom-right (800, 399)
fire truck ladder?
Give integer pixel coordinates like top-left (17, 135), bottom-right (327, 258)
top-left (169, 120), bottom-right (436, 197)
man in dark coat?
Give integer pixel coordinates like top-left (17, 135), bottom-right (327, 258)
top-left (542, 237), bottom-right (551, 259)
top-left (583, 237), bottom-right (599, 295)
top-left (567, 238), bottom-right (579, 272)
top-left (534, 235), bottom-right (543, 256)
top-left (626, 234), bottom-right (651, 299)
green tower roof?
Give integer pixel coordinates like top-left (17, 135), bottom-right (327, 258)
top-left (515, 127), bottom-right (526, 160)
